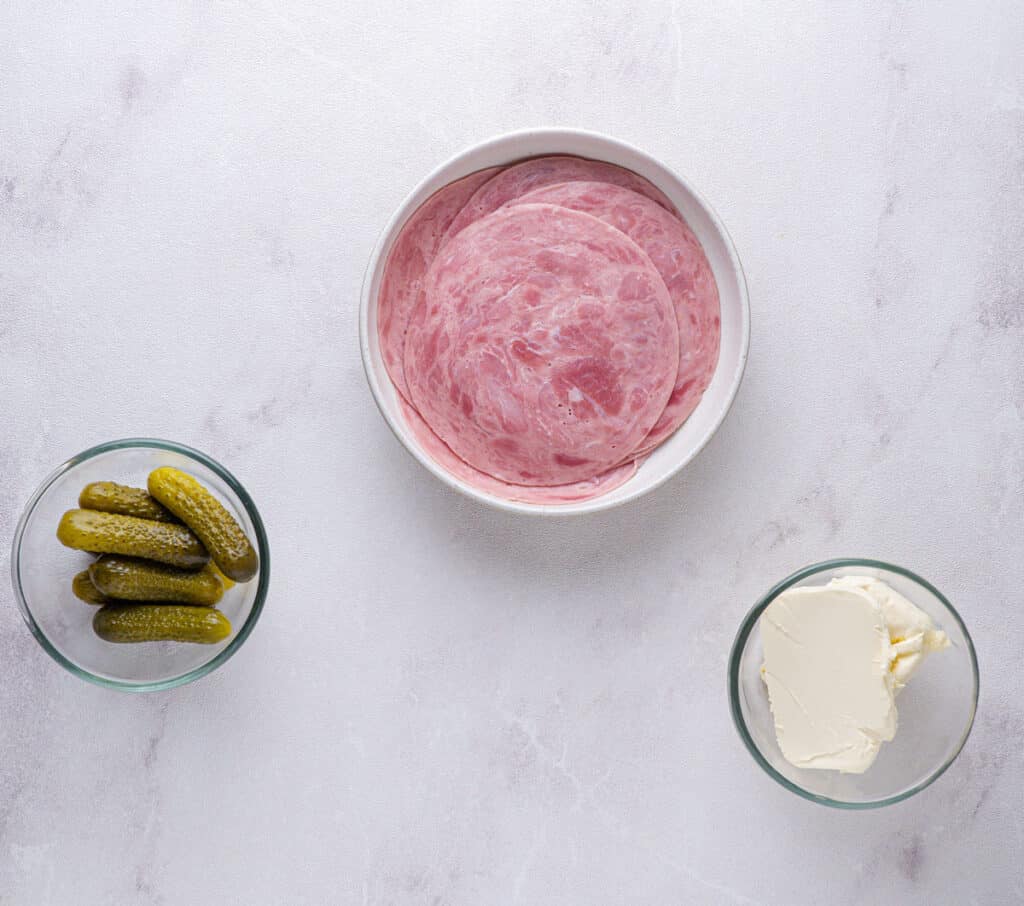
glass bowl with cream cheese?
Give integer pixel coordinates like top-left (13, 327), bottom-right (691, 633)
top-left (728, 559), bottom-right (978, 808)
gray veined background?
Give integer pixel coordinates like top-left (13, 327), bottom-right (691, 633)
top-left (1, 1), bottom-right (1022, 903)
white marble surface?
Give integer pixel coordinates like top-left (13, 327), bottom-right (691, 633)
top-left (1, 1), bottom-right (1022, 902)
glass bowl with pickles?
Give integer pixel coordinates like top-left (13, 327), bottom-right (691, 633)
top-left (11, 439), bottom-right (269, 691)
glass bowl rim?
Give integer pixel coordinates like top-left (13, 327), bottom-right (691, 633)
top-left (727, 557), bottom-right (979, 809)
top-left (10, 437), bottom-right (270, 692)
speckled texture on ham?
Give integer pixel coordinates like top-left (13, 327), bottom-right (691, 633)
top-left (404, 203), bottom-right (679, 486)
top-left (509, 181), bottom-right (720, 453)
top-left (377, 167), bottom-right (501, 401)
top-left (398, 398), bottom-right (639, 503)
top-left (442, 155), bottom-right (678, 247)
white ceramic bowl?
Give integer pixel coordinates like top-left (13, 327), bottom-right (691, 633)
top-left (360, 128), bottom-right (750, 514)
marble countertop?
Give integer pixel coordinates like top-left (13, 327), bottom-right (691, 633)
top-left (2, 1), bottom-right (1022, 902)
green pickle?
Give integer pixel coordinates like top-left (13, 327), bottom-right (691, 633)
top-left (56, 508), bottom-right (208, 569)
top-left (79, 481), bottom-right (178, 522)
top-left (90, 555), bottom-right (223, 606)
top-left (204, 560), bottom-right (236, 590)
top-left (93, 604), bottom-right (232, 644)
top-left (72, 569), bottom-right (109, 606)
top-left (148, 467), bottom-right (258, 582)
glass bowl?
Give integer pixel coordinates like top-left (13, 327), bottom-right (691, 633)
top-left (11, 439), bottom-right (269, 692)
top-left (729, 559), bottom-right (978, 808)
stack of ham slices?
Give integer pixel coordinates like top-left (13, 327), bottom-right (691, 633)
top-left (377, 155), bottom-right (721, 504)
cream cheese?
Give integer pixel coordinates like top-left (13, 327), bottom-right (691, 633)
top-left (760, 577), bottom-right (949, 774)
top-left (828, 575), bottom-right (950, 692)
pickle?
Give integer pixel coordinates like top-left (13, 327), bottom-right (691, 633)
top-left (93, 604), bottom-right (232, 644)
top-left (204, 560), bottom-right (236, 590)
top-left (90, 555), bottom-right (223, 606)
top-left (57, 508), bottom-right (208, 569)
top-left (148, 467), bottom-right (258, 582)
top-left (79, 481), bottom-right (178, 523)
top-left (72, 569), bottom-right (109, 606)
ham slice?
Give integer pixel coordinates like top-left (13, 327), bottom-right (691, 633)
top-left (399, 398), bottom-right (638, 503)
top-left (508, 181), bottom-right (720, 452)
top-left (442, 155), bottom-right (677, 247)
top-left (377, 167), bottom-right (501, 401)
top-left (404, 203), bottom-right (679, 486)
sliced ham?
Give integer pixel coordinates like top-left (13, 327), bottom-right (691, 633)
top-left (399, 398), bottom-right (638, 503)
top-left (404, 203), bottom-right (679, 486)
top-left (442, 155), bottom-right (678, 247)
top-left (377, 167), bottom-right (501, 401)
top-left (508, 181), bottom-right (721, 453)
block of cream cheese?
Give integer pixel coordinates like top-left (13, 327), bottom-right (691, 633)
top-left (760, 577), bottom-right (948, 774)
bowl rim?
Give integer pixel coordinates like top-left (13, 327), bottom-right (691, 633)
top-left (727, 557), bottom-right (979, 809)
top-left (359, 126), bottom-right (750, 516)
top-left (10, 437), bottom-right (270, 692)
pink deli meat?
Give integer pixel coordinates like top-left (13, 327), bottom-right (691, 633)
top-left (377, 167), bottom-right (501, 401)
top-left (399, 397), bottom-right (638, 504)
top-left (509, 181), bottom-right (720, 453)
top-left (442, 155), bottom-right (678, 248)
top-left (404, 203), bottom-right (679, 486)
